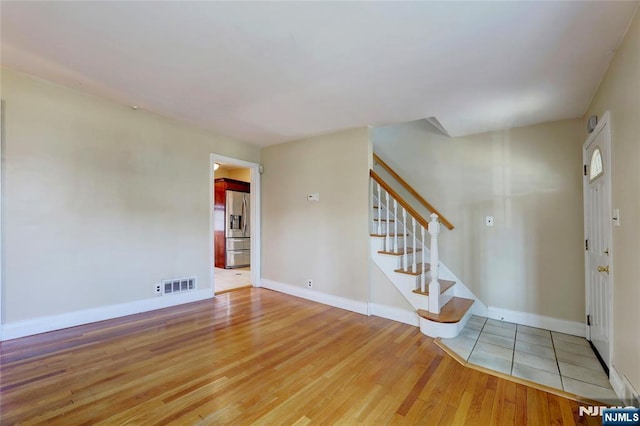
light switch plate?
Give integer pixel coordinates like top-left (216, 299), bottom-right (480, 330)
top-left (486, 216), bottom-right (494, 226)
top-left (307, 193), bottom-right (320, 202)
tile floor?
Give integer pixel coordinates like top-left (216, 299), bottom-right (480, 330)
top-left (214, 267), bottom-right (252, 293)
top-left (441, 316), bottom-right (620, 403)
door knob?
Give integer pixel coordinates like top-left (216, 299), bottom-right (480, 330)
top-left (597, 265), bottom-right (609, 273)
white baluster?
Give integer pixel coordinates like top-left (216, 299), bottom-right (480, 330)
top-left (412, 217), bottom-right (416, 273)
top-left (402, 208), bottom-right (408, 271)
top-left (370, 179), bottom-right (374, 233)
top-left (393, 200), bottom-right (398, 253)
top-left (385, 191), bottom-right (390, 251)
top-left (421, 225), bottom-right (426, 293)
top-left (428, 213), bottom-right (441, 313)
top-left (376, 183), bottom-right (382, 235)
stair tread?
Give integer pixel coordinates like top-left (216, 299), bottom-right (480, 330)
top-left (394, 262), bottom-right (430, 276)
top-left (373, 218), bottom-right (395, 222)
top-left (370, 233), bottom-right (408, 237)
top-left (411, 280), bottom-right (455, 296)
top-left (378, 248), bottom-right (422, 256)
top-left (417, 297), bottom-right (474, 323)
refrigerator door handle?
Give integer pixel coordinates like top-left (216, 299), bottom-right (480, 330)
top-left (242, 196), bottom-right (247, 236)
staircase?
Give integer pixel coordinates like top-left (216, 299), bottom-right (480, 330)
top-left (370, 155), bottom-right (479, 338)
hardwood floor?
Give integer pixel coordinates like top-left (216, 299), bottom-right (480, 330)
top-left (1, 288), bottom-right (599, 425)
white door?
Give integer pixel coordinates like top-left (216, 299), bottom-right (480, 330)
top-left (583, 113), bottom-right (612, 367)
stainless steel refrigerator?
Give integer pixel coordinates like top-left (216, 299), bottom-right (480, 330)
top-left (225, 190), bottom-right (250, 268)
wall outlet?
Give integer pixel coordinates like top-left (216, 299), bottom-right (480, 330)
top-left (155, 284), bottom-right (162, 294)
top-left (306, 279), bottom-right (313, 288)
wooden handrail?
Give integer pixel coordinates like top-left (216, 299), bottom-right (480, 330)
top-left (370, 170), bottom-right (430, 230)
top-left (373, 153), bottom-right (454, 230)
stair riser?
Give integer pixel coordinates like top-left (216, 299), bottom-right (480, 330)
top-left (371, 241), bottom-right (421, 264)
top-left (376, 238), bottom-right (410, 251)
top-left (402, 273), bottom-right (431, 290)
top-left (381, 252), bottom-right (421, 266)
top-left (372, 252), bottom-right (425, 282)
top-left (372, 222), bottom-right (398, 234)
top-left (373, 209), bottom-right (427, 223)
top-left (440, 293), bottom-right (453, 310)
top-left (373, 234), bottom-right (412, 250)
top-left (407, 292), bottom-right (430, 310)
top-left (372, 249), bottom-right (402, 269)
top-left (400, 276), bottom-right (456, 303)
top-left (419, 308), bottom-right (473, 339)
top-left (372, 221), bottom-right (421, 234)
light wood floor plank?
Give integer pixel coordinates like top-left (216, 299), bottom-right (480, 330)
top-left (1, 288), bottom-right (594, 424)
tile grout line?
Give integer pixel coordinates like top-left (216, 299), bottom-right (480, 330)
top-left (511, 326), bottom-right (518, 375)
top-left (554, 336), bottom-right (618, 394)
top-left (550, 332), bottom-right (567, 391)
top-left (467, 317), bottom-right (486, 362)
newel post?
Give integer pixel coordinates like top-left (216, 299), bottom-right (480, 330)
top-left (428, 213), bottom-right (441, 313)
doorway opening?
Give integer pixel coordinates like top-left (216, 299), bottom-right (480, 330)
top-left (210, 154), bottom-right (261, 295)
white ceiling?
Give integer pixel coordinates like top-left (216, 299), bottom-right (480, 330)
top-left (1, 1), bottom-right (637, 146)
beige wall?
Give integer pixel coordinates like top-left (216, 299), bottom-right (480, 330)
top-left (584, 10), bottom-right (639, 395)
top-left (370, 263), bottom-right (413, 310)
top-left (261, 128), bottom-right (370, 301)
top-left (373, 118), bottom-right (584, 322)
top-left (1, 68), bottom-right (260, 323)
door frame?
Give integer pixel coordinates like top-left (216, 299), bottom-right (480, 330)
top-left (209, 154), bottom-right (261, 295)
top-left (582, 110), bottom-right (613, 366)
top-left (0, 101), bottom-right (4, 340)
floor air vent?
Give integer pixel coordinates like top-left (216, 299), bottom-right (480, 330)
top-left (163, 277), bottom-right (196, 295)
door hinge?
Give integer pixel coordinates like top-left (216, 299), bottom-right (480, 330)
top-left (587, 314), bottom-right (591, 326)
top-left (583, 164), bottom-right (588, 176)
top-left (585, 239), bottom-right (589, 251)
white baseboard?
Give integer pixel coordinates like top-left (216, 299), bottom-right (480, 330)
top-left (610, 366), bottom-right (640, 406)
top-left (260, 279), bottom-right (368, 315)
top-left (487, 306), bottom-right (585, 337)
top-left (1, 289), bottom-right (213, 341)
top-left (610, 366), bottom-right (626, 403)
top-left (369, 303), bottom-right (419, 326)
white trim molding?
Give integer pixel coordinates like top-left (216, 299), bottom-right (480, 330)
top-left (0, 100), bottom-right (4, 341)
top-left (1, 289), bottom-right (212, 341)
top-left (209, 154), bottom-right (261, 294)
top-left (368, 303), bottom-right (419, 326)
top-left (260, 279), bottom-right (368, 315)
top-left (487, 306), bottom-right (585, 337)
top-left (610, 366), bottom-right (640, 406)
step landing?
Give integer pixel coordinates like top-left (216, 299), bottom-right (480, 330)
top-left (418, 297), bottom-right (474, 323)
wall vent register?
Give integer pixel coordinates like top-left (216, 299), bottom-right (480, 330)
top-left (163, 277), bottom-right (196, 295)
